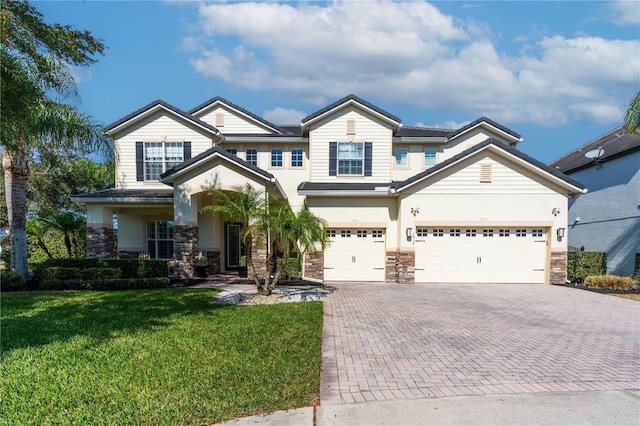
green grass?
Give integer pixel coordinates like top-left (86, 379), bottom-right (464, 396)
top-left (0, 289), bottom-right (323, 425)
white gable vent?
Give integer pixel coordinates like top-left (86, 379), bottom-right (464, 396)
top-left (480, 163), bottom-right (492, 183)
top-left (346, 119), bottom-right (356, 135)
top-left (215, 112), bottom-right (224, 127)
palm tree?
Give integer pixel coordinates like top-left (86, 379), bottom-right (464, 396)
top-left (25, 218), bottom-right (53, 258)
top-left (1, 0), bottom-right (109, 277)
top-left (200, 183), bottom-right (267, 287)
top-left (45, 212), bottom-right (85, 257)
top-left (262, 202), bottom-right (327, 295)
top-left (624, 90), bottom-right (640, 134)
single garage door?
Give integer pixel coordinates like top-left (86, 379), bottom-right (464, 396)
top-left (414, 227), bottom-right (547, 283)
top-left (324, 229), bottom-right (386, 281)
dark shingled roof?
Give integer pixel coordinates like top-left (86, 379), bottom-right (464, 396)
top-left (188, 96), bottom-right (288, 134)
top-left (297, 182), bottom-right (390, 192)
top-left (395, 126), bottom-right (451, 137)
top-left (448, 116), bottom-right (521, 140)
top-left (278, 125), bottom-right (304, 136)
top-left (301, 94), bottom-right (401, 125)
top-left (72, 188), bottom-right (174, 200)
top-left (391, 138), bottom-right (584, 192)
top-left (548, 126), bottom-right (640, 174)
top-left (105, 100), bottom-right (220, 135)
top-left (160, 146), bottom-right (274, 181)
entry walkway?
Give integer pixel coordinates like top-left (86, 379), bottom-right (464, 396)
top-left (321, 283), bottom-right (640, 404)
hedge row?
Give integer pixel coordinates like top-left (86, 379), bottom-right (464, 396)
top-left (42, 267), bottom-right (122, 281)
top-left (584, 275), bottom-right (639, 291)
top-left (39, 277), bottom-right (170, 291)
top-left (567, 251), bottom-right (606, 283)
top-left (32, 258), bottom-right (168, 279)
top-left (0, 271), bottom-right (30, 292)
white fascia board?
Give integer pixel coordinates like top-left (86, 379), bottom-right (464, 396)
top-left (109, 104), bottom-right (221, 139)
top-left (450, 122), bottom-right (519, 143)
top-left (159, 152), bottom-right (273, 185)
top-left (302, 100), bottom-right (401, 129)
top-left (298, 189), bottom-right (393, 197)
top-left (392, 137), bottom-right (448, 144)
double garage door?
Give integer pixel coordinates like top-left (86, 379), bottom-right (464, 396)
top-left (415, 227), bottom-right (548, 283)
top-left (324, 229), bottom-right (386, 281)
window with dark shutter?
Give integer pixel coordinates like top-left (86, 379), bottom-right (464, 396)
top-left (183, 141), bottom-right (191, 160)
top-left (329, 142), bottom-right (337, 176)
top-left (364, 142), bottom-right (372, 176)
top-left (136, 141), bottom-right (144, 181)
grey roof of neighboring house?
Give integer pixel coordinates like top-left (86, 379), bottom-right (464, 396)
top-left (188, 96), bottom-right (288, 134)
top-left (72, 188), bottom-right (174, 200)
top-left (447, 116), bottom-right (521, 140)
top-left (160, 146), bottom-right (274, 181)
top-left (548, 126), bottom-right (640, 174)
top-left (277, 125), bottom-right (304, 136)
top-left (301, 94), bottom-right (402, 125)
top-left (105, 100), bottom-right (220, 135)
top-left (391, 137), bottom-right (584, 191)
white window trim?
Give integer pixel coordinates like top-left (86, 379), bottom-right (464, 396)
top-left (290, 148), bottom-right (304, 168)
top-left (394, 148), bottom-right (409, 168)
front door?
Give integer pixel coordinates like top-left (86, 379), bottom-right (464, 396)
top-left (225, 223), bottom-right (242, 269)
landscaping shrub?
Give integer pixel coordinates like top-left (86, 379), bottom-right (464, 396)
top-left (40, 277), bottom-right (170, 291)
top-left (277, 257), bottom-right (301, 279)
top-left (567, 251), bottom-right (606, 283)
top-left (41, 267), bottom-right (121, 281)
top-left (34, 258), bottom-right (168, 279)
top-left (584, 275), bottom-right (639, 291)
top-left (0, 271), bottom-right (28, 291)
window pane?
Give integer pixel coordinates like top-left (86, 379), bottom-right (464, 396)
top-left (246, 148), bottom-right (257, 166)
top-left (291, 148), bottom-right (303, 167)
top-left (424, 148), bottom-right (437, 167)
top-left (271, 148), bottom-right (283, 167)
top-left (157, 241), bottom-right (173, 259)
top-left (395, 148), bottom-right (408, 167)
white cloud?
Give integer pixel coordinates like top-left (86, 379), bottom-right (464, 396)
top-left (263, 107), bottom-right (307, 124)
top-left (185, 1), bottom-right (640, 127)
top-left (609, 1), bottom-right (640, 25)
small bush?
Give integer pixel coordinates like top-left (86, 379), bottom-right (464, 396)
top-left (567, 251), bottom-right (606, 283)
top-left (40, 277), bottom-right (170, 291)
top-left (0, 271), bottom-right (28, 291)
top-left (34, 258), bottom-right (168, 279)
top-left (584, 275), bottom-right (639, 291)
top-left (277, 257), bottom-right (301, 279)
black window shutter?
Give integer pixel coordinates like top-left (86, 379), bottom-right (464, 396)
top-left (329, 142), bottom-right (337, 176)
top-left (136, 142), bottom-right (144, 181)
top-left (364, 142), bottom-right (372, 176)
top-left (183, 141), bottom-right (191, 160)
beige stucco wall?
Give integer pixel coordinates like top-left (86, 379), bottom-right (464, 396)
top-left (115, 206), bottom-right (174, 252)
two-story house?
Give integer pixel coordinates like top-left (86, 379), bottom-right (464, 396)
top-left (73, 94), bottom-right (585, 284)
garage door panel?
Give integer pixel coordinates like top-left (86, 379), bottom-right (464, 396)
top-left (415, 227), bottom-right (547, 283)
top-left (324, 229), bottom-right (386, 281)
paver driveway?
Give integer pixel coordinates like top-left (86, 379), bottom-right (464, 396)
top-left (320, 283), bottom-right (640, 404)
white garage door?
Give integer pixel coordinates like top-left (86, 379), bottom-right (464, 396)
top-left (415, 227), bottom-right (547, 283)
top-left (324, 229), bottom-right (386, 281)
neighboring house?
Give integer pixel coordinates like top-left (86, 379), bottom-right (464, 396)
top-left (549, 126), bottom-right (640, 277)
top-left (72, 94), bottom-right (585, 284)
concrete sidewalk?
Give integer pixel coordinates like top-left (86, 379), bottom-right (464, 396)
top-left (218, 390), bottom-right (640, 425)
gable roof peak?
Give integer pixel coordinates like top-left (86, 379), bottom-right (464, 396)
top-left (448, 116), bottom-right (522, 141)
top-left (301, 94), bottom-right (402, 127)
top-left (188, 96), bottom-right (286, 134)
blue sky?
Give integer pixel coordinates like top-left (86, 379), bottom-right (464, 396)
top-left (37, 0), bottom-right (639, 163)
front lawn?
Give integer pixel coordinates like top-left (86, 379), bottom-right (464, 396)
top-left (0, 289), bottom-right (323, 425)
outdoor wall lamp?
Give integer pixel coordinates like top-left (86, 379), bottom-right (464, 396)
top-left (406, 227), bottom-right (413, 238)
top-left (552, 208), bottom-right (560, 216)
top-left (557, 227), bottom-right (565, 238)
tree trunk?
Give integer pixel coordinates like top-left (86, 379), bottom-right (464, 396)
top-left (2, 147), bottom-right (30, 279)
top-left (37, 239), bottom-right (53, 258)
top-left (64, 234), bottom-right (72, 257)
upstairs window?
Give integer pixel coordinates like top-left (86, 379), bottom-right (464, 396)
top-left (395, 148), bottom-right (408, 167)
top-left (225, 148), bottom-right (237, 156)
top-left (271, 148), bottom-right (283, 167)
top-left (245, 148), bottom-right (258, 166)
top-left (337, 142), bottom-right (364, 175)
top-left (424, 148), bottom-right (437, 167)
top-left (142, 142), bottom-right (184, 181)
top-left (291, 148), bottom-right (303, 167)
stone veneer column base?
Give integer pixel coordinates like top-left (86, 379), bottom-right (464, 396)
top-left (550, 251), bottom-right (567, 284)
top-left (304, 250), bottom-right (324, 282)
top-left (172, 224), bottom-right (199, 279)
top-left (385, 251), bottom-right (415, 283)
top-left (206, 251), bottom-right (221, 275)
top-left (250, 234), bottom-right (267, 279)
top-left (86, 226), bottom-right (116, 258)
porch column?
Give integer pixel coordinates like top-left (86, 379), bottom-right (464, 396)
top-left (172, 190), bottom-right (199, 279)
top-left (86, 205), bottom-right (116, 258)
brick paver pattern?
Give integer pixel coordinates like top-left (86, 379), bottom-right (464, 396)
top-left (320, 283), bottom-right (640, 404)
